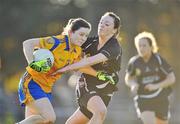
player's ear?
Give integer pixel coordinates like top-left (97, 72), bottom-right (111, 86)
top-left (113, 29), bottom-right (117, 35)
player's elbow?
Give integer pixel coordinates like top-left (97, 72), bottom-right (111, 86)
top-left (171, 72), bottom-right (176, 84)
top-left (168, 72), bottom-right (176, 86)
top-left (23, 39), bottom-right (32, 49)
top-left (23, 38), bottom-right (39, 48)
top-left (23, 39), bottom-right (28, 47)
top-left (125, 73), bottom-right (130, 87)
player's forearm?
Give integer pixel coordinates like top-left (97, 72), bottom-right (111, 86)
top-left (157, 72), bottom-right (176, 88)
top-left (23, 41), bottom-right (34, 64)
top-left (78, 66), bottom-right (97, 77)
top-left (23, 38), bottom-right (40, 64)
top-left (60, 53), bottom-right (107, 72)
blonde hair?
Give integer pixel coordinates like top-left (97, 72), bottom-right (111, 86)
top-left (134, 31), bottom-right (158, 53)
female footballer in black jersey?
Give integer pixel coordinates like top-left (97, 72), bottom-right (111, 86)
top-left (125, 32), bottom-right (176, 124)
top-left (52, 12), bottom-right (122, 124)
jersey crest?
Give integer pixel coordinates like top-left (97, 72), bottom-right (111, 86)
top-left (46, 37), bottom-right (55, 44)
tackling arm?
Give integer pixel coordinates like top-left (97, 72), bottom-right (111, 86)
top-left (78, 66), bottom-right (97, 77)
top-left (55, 53), bottom-right (108, 73)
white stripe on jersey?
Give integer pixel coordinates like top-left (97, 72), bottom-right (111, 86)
top-left (96, 82), bottom-right (109, 89)
top-left (139, 88), bottom-right (163, 98)
top-left (101, 50), bottom-right (110, 57)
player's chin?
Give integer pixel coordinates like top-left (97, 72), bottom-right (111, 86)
top-left (74, 42), bottom-right (82, 46)
top-left (79, 42), bottom-right (85, 47)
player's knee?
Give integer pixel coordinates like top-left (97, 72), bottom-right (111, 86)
top-left (43, 119), bottom-right (55, 124)
top-left (65, 119), bottom-right (72, 124)
top-left (43, 114), bottom-right (56, 124)
top-left (99, 107), bottom-right (107, 120)
top-left (93, 106), bottom-right (107, 120)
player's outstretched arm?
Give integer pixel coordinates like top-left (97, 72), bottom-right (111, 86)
top-left (51, 53), bottom-right (108, 75)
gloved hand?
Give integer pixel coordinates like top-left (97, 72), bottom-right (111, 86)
top-left (96, 71), bottom-right (117, 85)
top-left (29, 59), bottom-right (51, 72)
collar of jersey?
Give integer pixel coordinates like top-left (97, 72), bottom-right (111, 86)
top-left (66, 34), bottom-right (81, 53)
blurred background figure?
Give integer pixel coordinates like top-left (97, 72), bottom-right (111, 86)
top-left (0, 0), bottom-right (180, 124)
top-left (125, 31), bottom-right (176, 124)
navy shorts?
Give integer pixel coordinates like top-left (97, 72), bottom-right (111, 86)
top-left (135, 96), bottom-right (169, 120)
top-left (18, 76), bottom-right (52, 106)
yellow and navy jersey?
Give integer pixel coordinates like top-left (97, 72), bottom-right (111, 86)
top-left (26, 34), bottom-right (82, 92)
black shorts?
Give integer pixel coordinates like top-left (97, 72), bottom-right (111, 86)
top-left (76, 90), bottom-right (111, 119)
top-left (75, 75), bottom-right (112, 119)
top-left (134, 96), bottom-right (169, 120)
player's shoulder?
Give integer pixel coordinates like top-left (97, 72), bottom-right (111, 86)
top-left (128, 55), bottom-right (141, 64)
top-left (82, 36), bottom-right (98, 49)
top-left (40, 34), bottom-right (66, 44)
top-left (153, 53), bottom-right (168, 65)
top-left (87, 36), bottom-right (98, 41)
top-left (53, 34), bottom-right (67, 43)
top-left (103, 37), bottom-right (122, 55)
top-left (110, 37), bottom-right (118, 42)
top-left (86, 36), bottom-right (98, 44)
top-left (39, 36), bottom-right (54, 49)
top-left (107, 37), bottom-right (121, 49)
top-left (39, 35), bottom-right (69, 51)
top-left (153, 53), bottom-right (164, 60)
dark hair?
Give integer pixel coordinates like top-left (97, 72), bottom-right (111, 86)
top-left (104, 12), bottom-right (121, 36)
top-left (64, 18), bottom-right (91, 34)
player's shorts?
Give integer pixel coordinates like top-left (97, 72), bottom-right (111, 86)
top-left (77, 91), bottom-right (111, 119)
top-left (134, 96), bottom-right (170, 120)
top-left (75, 76), bottom-right (112, 119)
top-left (18, 72), bottom-right (52, 106)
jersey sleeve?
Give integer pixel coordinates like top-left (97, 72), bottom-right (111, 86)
top-left (82, 37), bottom-right (96, 50)
top-left (126, 57), bottom-right (137, 76)
top-left (160, 56), bottom-right (173, 75)
top-left (82, 36), bottom-right (98, 54)
top-left (100, 39), bottom-right (122, 60)
top-left (39, 36), bottom-right (54, 50)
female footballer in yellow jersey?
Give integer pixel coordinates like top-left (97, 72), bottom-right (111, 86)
top-left (26, 34), bottom-right (83, 93)
top-left (16, 18), bottom-right (91, 124)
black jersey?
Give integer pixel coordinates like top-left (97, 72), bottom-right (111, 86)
top-left (81, 36), bottom-right (122, 94)
top-left (126, 53), bottom-right (173, 98)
